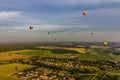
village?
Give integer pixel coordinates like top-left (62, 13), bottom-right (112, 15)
top-left (11, 54), bottom-right (120, 80)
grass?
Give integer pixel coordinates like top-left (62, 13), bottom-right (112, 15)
top-left (0, 76), bottom-right (19, 80)
top-left (102, 72), bottom-right (120, 80)
top-left (1, 47), bottom-right (113, 60)
top-left (74, 75), bottom-right (95, 80)
top-left (90, 45), bottom-right (104, 48)
top-left (107, 72), bottom-right (120, 76)
top-left (0, 50), bottom-right (30, 60)
top-left (78, 48), bottom-right (114, 60)
top-left (65, 48), bottom-right (86, 54)
top-left (78, 53), bottom-right (114, 60)
top-left (16, 49), bottom-right (74, 58)
top-left (0, 46), bottom-right (114, 60)
top-left (20, 49), bottom-right (52, 55)
top-left (0, 63), bottom-right (31, 80)
top-left (36, 46), bottom-right (86, 54)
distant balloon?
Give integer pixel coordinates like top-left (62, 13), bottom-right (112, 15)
top-left (48, 32), bottom-right (50, 34)
top-left (65, 29), bottom-right (67, 32)
top-left (103, 41), bottom-right (108, 46)
top-left (82, 11), bottom-right (87, 16)
top-left (29, 26), bottom-right (33, 30)
top-left (91, 32), bottom-right (93, 35)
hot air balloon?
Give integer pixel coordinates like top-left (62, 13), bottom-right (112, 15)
top-left (103, 41), bottom-right (108, 46)
top-left (91, 32), bottom-right (93, 35)
top-left (48, 32), bottom-right (50, 34)
top-left (82, 11), bottom-right (87, 16)
top-left (65, 29), bottom-right (67, 32)
top-left (29, 26), bottom-right (33, 30)
top-left (54, 38), bottom-right (57, 41)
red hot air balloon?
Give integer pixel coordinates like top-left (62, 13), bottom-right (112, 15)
top-left (29, 26), bottom-right (33, 30)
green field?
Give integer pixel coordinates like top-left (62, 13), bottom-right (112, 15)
top-left (15, 49), bottom-right (74, 58)
top-left (0, 63), bottom-right (31, 80)
top-left (0, 50), bottom-right (30, 60)
top-left (0, 44), bottom-right (118, 80)
top-left (65, 48), bottom-right (86, 54)
top-left (78, 53), bottom-right (114, 60)
top-left (8, 48), bottom-right (114, 60)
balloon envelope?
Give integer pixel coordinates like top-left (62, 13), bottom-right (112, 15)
top-left (82, 11), bottom-right (87, 16)
top-left (48, 32), bottom-right (50, 34)
top-left (91, 32), bottom-right (93, 35)
top-left (29, 26), bottom-right (33, 30)
top-left (103, 41), bottom-right (107, 46)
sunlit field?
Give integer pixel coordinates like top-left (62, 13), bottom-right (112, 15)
top-left (0, 50), bottom-right (30, 60)
top-left (0, 43), bottom-right (119, 80)
top-left (0, 63), bottom-right (31, 80)
top-left (65, 48), bottom-right (86, 54)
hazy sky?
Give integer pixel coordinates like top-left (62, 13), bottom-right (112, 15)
top-left (0, 0), bottom-right (120, 42)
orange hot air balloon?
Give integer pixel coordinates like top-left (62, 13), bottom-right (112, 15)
top-left (29, 26), bottom-right (33, 30)
top-left (103, 41), bottom-right (108, 46)
top-left (82, 11), bottom-right (87, 16)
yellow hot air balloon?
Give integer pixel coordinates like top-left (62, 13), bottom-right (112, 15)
top-left (103, 41), bottom-right (107, 46)
top-left (82, 11), bottom-right (87, 16)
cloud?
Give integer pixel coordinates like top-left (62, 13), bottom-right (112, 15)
top-left (32, 0), bottom-right (120, 6)
top-left (0, 1), bottom-right (119, 42)
top-left (0, 0), bottom-right (120, 12)
top-left (0, 6), bottom-right (120, 32)
top-left (0, 11), bottom-right (42, 27)
top-left (0, 11), bottom-right (21, 20)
